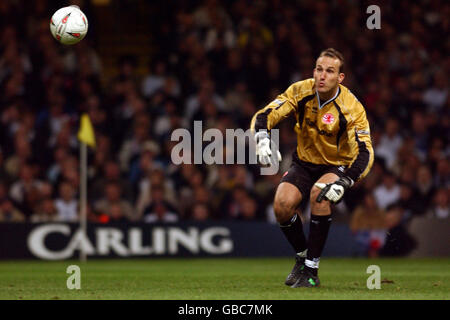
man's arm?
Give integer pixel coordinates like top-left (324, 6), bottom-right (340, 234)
top-left (250, 83), bottom-right (298, 134)
top-left (343, 103), bottom-right (374, 182)
top-left (250, 83), bottom-right (299, 166)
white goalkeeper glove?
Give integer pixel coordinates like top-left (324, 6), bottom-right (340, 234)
top-left (314, 176), bottom-right (354, 203)
top-left (254, 131), bottom-right (282, 166)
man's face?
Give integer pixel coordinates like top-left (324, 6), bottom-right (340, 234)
top-left (60, 183), bottom-right (73, 201)
top-left (106, 185), bottom-right (120, 201)
top-left (313, 56), bottom-right (344, 95)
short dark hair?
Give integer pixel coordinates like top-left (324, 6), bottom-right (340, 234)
top-left (318, 48), bottom-right (344, 73)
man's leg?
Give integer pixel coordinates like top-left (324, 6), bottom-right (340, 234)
top-left (273, 182), bottom-right (308, 285)
top-left (292, 173), bottom-right (339, 287)
top-left (274, 182), bottom-right (306, 253)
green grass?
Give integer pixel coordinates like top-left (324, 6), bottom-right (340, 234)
top-left (0, 258), bottom-right (448, 300)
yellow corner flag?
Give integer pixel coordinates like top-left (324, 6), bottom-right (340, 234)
top-left (77, 113), bottom-right (96, 148)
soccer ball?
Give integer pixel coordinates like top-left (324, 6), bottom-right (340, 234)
top-left (50, 5), bottom-right (88, 45)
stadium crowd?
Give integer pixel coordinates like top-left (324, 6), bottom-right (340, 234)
top-left (0, 0), bottom-right (448, 256)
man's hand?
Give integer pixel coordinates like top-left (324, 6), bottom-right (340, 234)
top-left (254, 131), bottom-right (282, 166)
top-left (314, 176), bottom-right (354, 203)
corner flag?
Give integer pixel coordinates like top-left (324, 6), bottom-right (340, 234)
top-left (77, 113), bottom-right (96, 148)
top-left (77, 113), bottom-right (95, 262)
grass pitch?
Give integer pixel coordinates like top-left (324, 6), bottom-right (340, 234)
top-left (0, 258), bottom-right (448, 300)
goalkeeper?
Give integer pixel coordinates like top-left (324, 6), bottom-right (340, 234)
top-left (250, 48), bottom-right (374, 288)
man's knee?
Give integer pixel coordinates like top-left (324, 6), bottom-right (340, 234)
top-left (273, 183), bottom-right (303, 223)
top-left (274, 195), bottom-right (299, 223)
top-left (310, 187), bottom-right (331, 214)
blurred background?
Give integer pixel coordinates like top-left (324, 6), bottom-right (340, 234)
top-left (0, 0), bottom-right (448, 259)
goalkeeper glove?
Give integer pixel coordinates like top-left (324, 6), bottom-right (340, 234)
top-left (314, 176), bottom-right (354, 203)
top-left (254, 131), bottom-right (282, 166)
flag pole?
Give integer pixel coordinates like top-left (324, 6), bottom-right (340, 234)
top-left (77, 113), bottom-right (95, 262)
top-left (80, 141), bottom-right (88, 263)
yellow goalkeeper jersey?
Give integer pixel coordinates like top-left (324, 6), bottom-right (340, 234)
top-left (250, 78), bottom-right (374, 182)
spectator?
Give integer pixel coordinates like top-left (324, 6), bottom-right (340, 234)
top-left (54, 181), bottom-right (78, 222)
top-left (63, 40), bottom-right (102, 77)
top-left (410, 111), bottom-right (430, 161)
top-left (423, 71), bottom-right (448, 112)
top-left (433, 157), bottom-right (449, 188)
top-left (4, 134), bottom-right (33, 180)
top-left (94, 182), bottom-right (134, 221)
top-left (396, 183), bottom-right (426, 218)
top-left (129, 140), bottom-right (162, 186)
top-left (9, 164), bottom-right (42, 210)
top-left (57, 155), bottom-right (80, 191)
top-left (46, 147), bottom-right (70, 183)
top-left (141, 59), bottom-right (180, 98)
top-left (222, 186), bottom-right (249, 220)
top-left (143, 201), bottom-right (178, 223)
top-left (428, 187), bottom-right (449, 219)
top-left (375, 118), bottom-right (403, 170)
top-left (91, 160), bottom-right (133, 202)
top-left (108, 203), bottom-right (130, 223)
top-left (236, 195), bottom-right (258, 221)
top-left (185, 80), bottom-right (225, 122)
top-left (189, 202), bottom-right (212, 221)
top-left (118, 115), bottom-right (157, 172)
top-left (193, 0), bottom-right (232, 30)
top-left (142, 185), bottom-right (178, 223)
top-left (135, 167), bottom-right (176, 219)
top-left (30, 198), bottom-right (58, 223)
top-left (373, 171), bottom-right (401, 210)
top-left (379, 204), bottom-right (417, 257)
top-left (350, 193), bottom-right (387, 257)
top-left (415, 165), bottom-right (436, 209)
top-left (0, 198), bottom-right (25, 222)
top-left (0, 148), bottom-right (12, 184)
top-left (142, 200), bottom-right (178, 223)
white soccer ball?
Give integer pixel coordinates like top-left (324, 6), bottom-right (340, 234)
top-left (50, 5), bottom-right (88, 45)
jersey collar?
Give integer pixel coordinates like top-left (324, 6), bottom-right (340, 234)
top-left (316, 86), bottom-right (341, 109)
